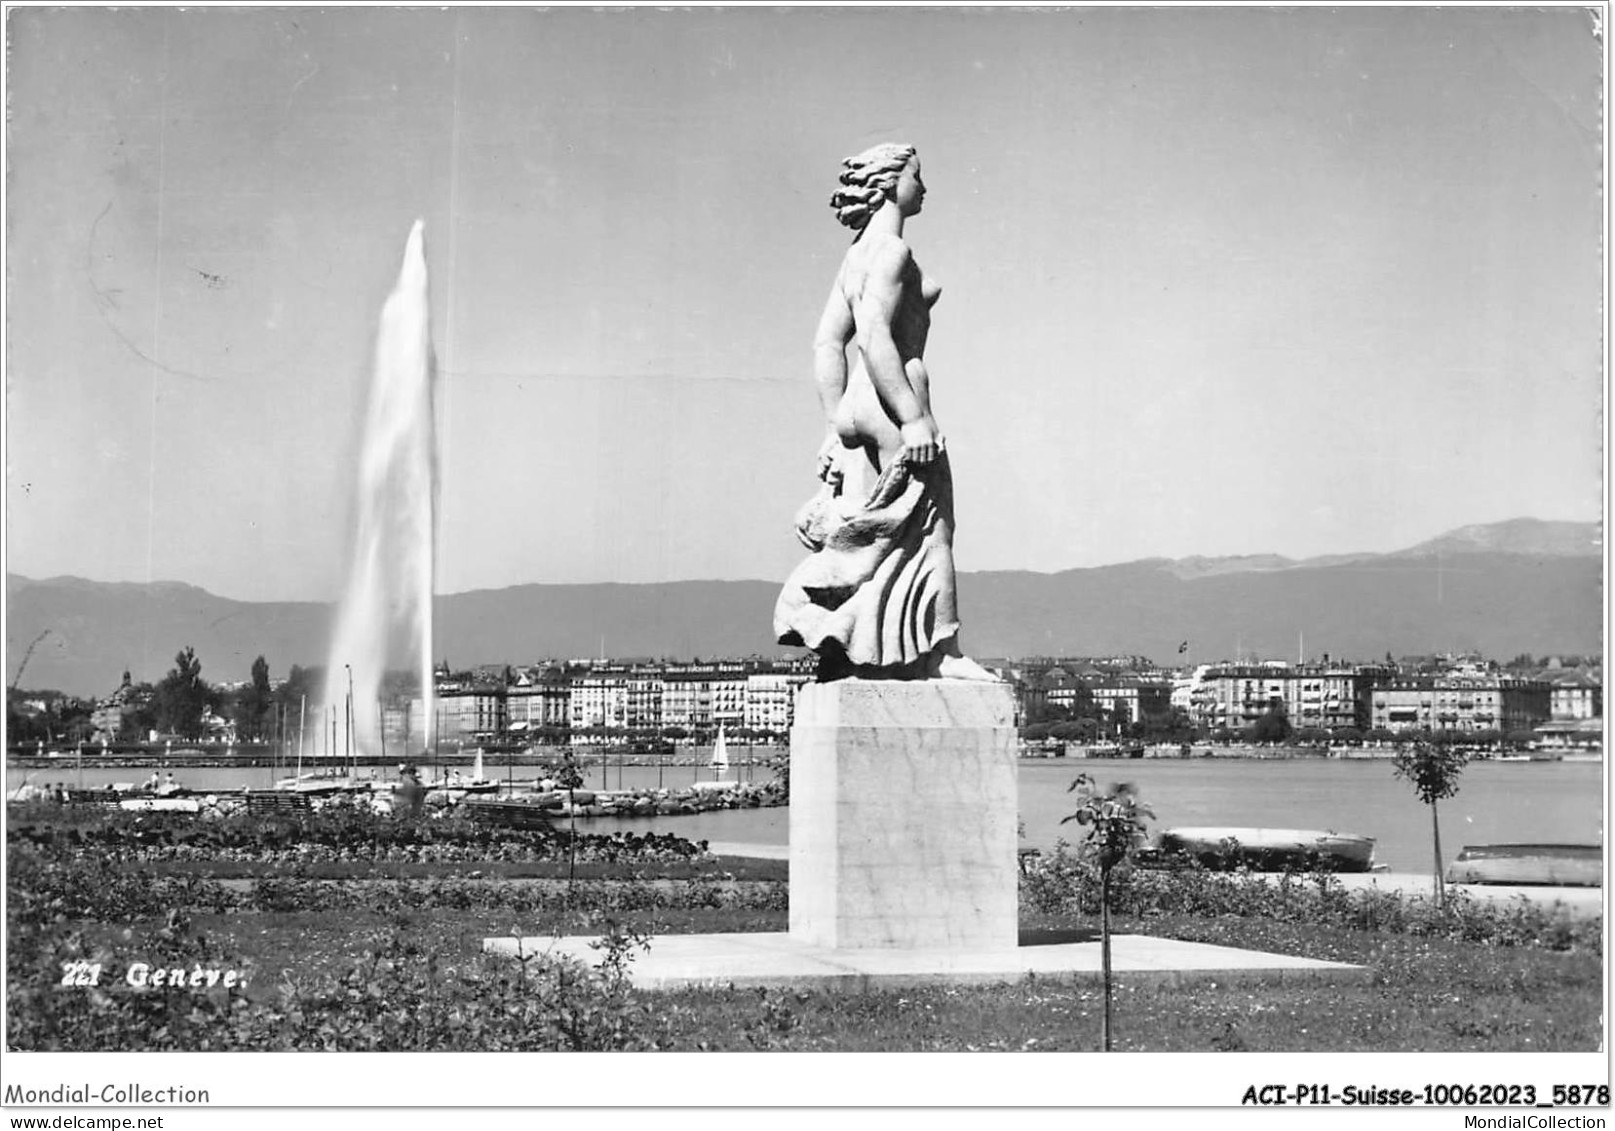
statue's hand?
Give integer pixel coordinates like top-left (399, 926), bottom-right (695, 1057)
top-left (899, 418), bottom-right (945, 466)
top-left (816, 432), bottom-right (844, 484)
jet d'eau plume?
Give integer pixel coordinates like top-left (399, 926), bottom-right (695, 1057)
top-left (319, 221), bottom-right (438, 761)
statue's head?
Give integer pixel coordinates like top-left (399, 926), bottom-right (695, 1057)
top-left (830, 143), bottom-right (920, 230)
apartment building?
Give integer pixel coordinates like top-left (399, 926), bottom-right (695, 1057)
top-left (1369, 674), bottom-right (1551, 733)
top-left (744, 660), bottom-right (813, 735)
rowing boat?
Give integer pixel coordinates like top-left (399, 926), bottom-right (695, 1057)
top-left (1151, 826), bottom-right (1377, 872)
top-left (1446, 844), bottom-right (1602, 887)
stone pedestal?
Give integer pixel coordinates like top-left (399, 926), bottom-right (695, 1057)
top-left (788, 679), bottom-right (1019, 950)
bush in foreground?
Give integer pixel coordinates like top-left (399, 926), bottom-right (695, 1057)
top-left (1019, 842), bottom-right (1600, 954)
top-left (8, 904), bottom-right (672, 1051)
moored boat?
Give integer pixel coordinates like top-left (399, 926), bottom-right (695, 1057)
top-left (1151, 826), bottom-right (1377, 873)
top-left (1446, 844), bottom-right (1603, 887)
top-left (687, 727), bottom-right (742, 793)
top-left (119, 796), bottom-right (202, 813)
top-left (273, 774), bottom-right (354, 796)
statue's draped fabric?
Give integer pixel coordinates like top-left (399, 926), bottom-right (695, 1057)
top-left (774, 454), bottom-right (960, 668)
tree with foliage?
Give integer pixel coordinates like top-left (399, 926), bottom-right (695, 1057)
top-left (1049, 719), bottom-right (1097, 744)
top-left (152, 646), bottom-right (214, 740)
top-left (1062, 774), bottom-right (1154, 1052)
top-left (7, 690), bottom-right (53, 745)
top-left (1248, 705), bottom-right (1292, 744)
top-left (769, 750), bottom-right (790, 803)
top-left (1137, 708), bottom-right (1195, 744)
top-left (233, 656), bottom-right (274, 742)
top-left (1392, 740), bottom-right (1470, 908)
top-left (119, 683), bottom-right (157, 744)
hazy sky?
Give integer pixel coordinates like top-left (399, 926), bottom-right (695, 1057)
top-left (6, 6), bottom-right (1603, 603)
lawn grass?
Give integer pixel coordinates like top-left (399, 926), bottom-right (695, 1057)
top-left (9, 807), bottom-right (1601, 1052)
top-left (57, 902), bottom-right (1600, 1052)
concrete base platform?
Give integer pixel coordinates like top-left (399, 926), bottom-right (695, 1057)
top-left (483, 931), bottom-right (1368, 992)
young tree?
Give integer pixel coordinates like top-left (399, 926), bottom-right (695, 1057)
top-left (1392, 740), bottom-right (1470, 907)
top-left (1062, 774), bottom-right (1154, 1052)
top-left (556, 749), bottom-right (586, 896)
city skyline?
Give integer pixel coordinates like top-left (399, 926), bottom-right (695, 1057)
top-left (7, 7), bottom-right (1604, 605)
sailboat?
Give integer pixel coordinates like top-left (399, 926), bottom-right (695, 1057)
top-left (712, 726), bottom-right (730, 779)
top-left (433, 747), bottom-right (499, 794)
top-left (464, 748), bottom-right (498, 793)
top-left (692, 725), bottom-right (741, 793)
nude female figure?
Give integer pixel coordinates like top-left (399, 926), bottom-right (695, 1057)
top-left (774, 143), bottom-right (996, 682)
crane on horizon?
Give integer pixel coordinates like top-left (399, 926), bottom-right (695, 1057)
top-left (10, 629), bottom-right (52, 691)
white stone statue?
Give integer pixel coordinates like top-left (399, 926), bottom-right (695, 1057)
top-left (775, 143), bottom-right (997, 682)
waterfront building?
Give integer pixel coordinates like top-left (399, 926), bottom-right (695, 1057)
top-left (1188, 662), bottom-right (1386, 735)
top-left (1196, 664), bottom-right (1293, 732)
top-left (90, 671), bottom-right (147, 743)
top-left (1547, 670), bottom-right (1602, 720)
top-left (1281, 663), bottom-right (1386, 733)
top-left (710, 661), bottom-right (748, 729)
top-left (1088, 676), bottom-right (1172, 725)
top-left (660, 661), bottom-right (747, 734)
top-left (1040, 666), bottom-right (1088, 716)
top-left (505, 664), bottom-right (571, 732)
top-left (1369, 673), bottom-right (1551, 734)
top-left (744, 659), bottom-right (812, 736)
top-left (625, 665), bottom-right (665, 731)
top-left (569, 664), bottom-right (629, 732)
top-left (420, 677), bottom-right (507, 746)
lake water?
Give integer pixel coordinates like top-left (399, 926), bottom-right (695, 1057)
top-left (7, 757), bottom-right (1601, 874)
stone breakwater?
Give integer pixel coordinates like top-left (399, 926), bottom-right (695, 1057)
top-left (6, 777), bottom-right (787, 822)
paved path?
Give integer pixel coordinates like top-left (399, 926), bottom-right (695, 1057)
top-left (484, 930), bottom-right (1369, 991)
top-left (1332, 872), bottom-right (1602, 917)
top-left (706, 840), bottom-right (787, 860)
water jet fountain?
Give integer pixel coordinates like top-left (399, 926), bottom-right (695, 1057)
top-left (320, 220), bottom-right (438, 765)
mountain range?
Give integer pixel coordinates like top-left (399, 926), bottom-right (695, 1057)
top-left (7, 518), bottom-right (1601, 698)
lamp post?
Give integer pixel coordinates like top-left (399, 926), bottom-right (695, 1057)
top-left (344, 664), bottom-right (355, 779)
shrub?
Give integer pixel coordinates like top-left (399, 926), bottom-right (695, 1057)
top-left (7, 902), bottom-right (670, 1051)
top-left (8, 806), bottom-right (708, 869)
top-left (1017, 846), bottom-right (1599, 954)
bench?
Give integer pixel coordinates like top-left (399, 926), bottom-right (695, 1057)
top-left (245, 792), bottom-right (313, 816)
top-left (465, 800), bottom-right (558, 831)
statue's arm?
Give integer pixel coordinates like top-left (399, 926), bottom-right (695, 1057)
top-left (855, 240), bottom-right (941, 464)
top-left (811, 283), bottom-right (855, 481)
top-left (812, 283), bottom-right (854, 424)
